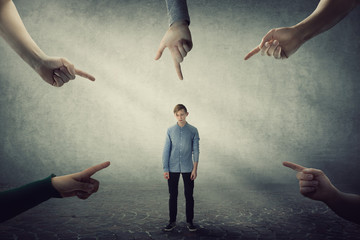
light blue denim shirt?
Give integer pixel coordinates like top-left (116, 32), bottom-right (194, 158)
top-left (162, 122), bottom-right (199, 173)
top-left (165, 0), bottom-right (190, 26)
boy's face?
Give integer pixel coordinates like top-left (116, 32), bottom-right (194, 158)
top-left (175, 109), bottom-right (188, 124)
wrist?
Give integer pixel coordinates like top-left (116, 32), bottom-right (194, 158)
top-left (18, 47), bottom-right (47, 76)
top-left (29, 49), bottom-right (47, 71)
top-left (323, 184), bottom-right (341, 206)
top-left (50, 175), bottom-right (63, 198)
top-left (289, 24), bottom-right (308, 44)
top-left (170, 20), bottom-right (189, 28)
top-left (51, 176), bottom-right (60, 191)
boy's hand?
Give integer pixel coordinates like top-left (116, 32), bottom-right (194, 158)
top-left (190, 170), bottom-right (197, 180)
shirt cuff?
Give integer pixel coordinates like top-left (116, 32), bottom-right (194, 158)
top-left (167, 0), bottom-right (190, 26)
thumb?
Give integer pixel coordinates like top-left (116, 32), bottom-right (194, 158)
top-left (155, 43), bottom-right (166, 60)
top-left (303, 168), bottom-right (325, 178)
top-left (61, 58), bottom-right (76, 76)
top-left (260, 29), bottom-right (275, 48)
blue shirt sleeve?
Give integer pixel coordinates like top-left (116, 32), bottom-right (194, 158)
top-left (165, 0), bottom-right (190, 26)
top-left (162, 129), bottom-right (172, 172)
top-left (192, 129), bottom-right (200, 162)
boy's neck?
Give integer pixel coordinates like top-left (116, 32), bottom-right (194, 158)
top-left (177, 121), bottom-right (187, 127)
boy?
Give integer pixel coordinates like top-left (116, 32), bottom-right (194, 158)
top-left (162, 104), bottom-right (200, 232)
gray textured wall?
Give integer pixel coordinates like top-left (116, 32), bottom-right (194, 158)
top-left (0, 0), bottom-right (359, 192)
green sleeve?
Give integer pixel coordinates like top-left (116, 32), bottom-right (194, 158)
top-left (0, 174), bottom-right (62, 223)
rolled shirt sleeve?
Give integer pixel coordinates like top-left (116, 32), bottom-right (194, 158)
top-left (192, 129), bottom-right (200, 162)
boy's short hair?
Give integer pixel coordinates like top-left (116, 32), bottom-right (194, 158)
top-left (173, 104), bottom-right (187, 113)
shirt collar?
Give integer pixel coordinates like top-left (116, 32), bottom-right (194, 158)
top-left (176, 122), bottom-right (188, 129)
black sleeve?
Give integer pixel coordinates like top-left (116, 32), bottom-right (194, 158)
top-left (0, 174), bottom-right (62, 223)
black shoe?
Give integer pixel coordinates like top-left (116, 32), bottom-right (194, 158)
top-left (187, 222), bottom-right (197, 232)
top-left (164, 222), bottom-right (176, 232)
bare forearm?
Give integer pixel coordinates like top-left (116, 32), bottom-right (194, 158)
top-left (294, 0), bottom-right (358, 42)
top-left (324, 190), bottom-right (360, 224)
top-left (0, 0), bottom-right (45, 69)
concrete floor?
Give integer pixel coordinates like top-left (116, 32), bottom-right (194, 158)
top-left (0, 182), bottom-right (359, 240)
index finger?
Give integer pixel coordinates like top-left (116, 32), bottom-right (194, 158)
top-left (81, 161), bottom-right (111, 177)
top-left (244, 46), bottom-right (260, 60)
top-left (75, 68), bottom-right (95, 81)
top-left (282, 161), bottom-right (306, 172)
top-left (173, 60), bottom-right (183, 80)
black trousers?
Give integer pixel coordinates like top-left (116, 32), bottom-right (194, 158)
top-left (168, 172), bottom-right (194, 223)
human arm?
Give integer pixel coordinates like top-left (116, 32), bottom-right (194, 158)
top-left (191, 129), bottom-right (199, 180)
top-left (283, 161), bottom-right (360, 224)
top-left (0, 161), bottom-right (110, 223)
top-left (155, 0), bottom-right (192, 80)
top-left (191, 161), bottom-right (198, 180)
top-left (0, 0), bottom-right (95, 86)
top-left (165, 0), bottom-right (190, 26)
top-left (192, 129), bottom-right (200, 163)
top-left (162, 130), bottom-right (172, 179)
top-left (244, 0), bottom-right (359, 60)
top-left (0, 174), bottom-right (61, 222)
